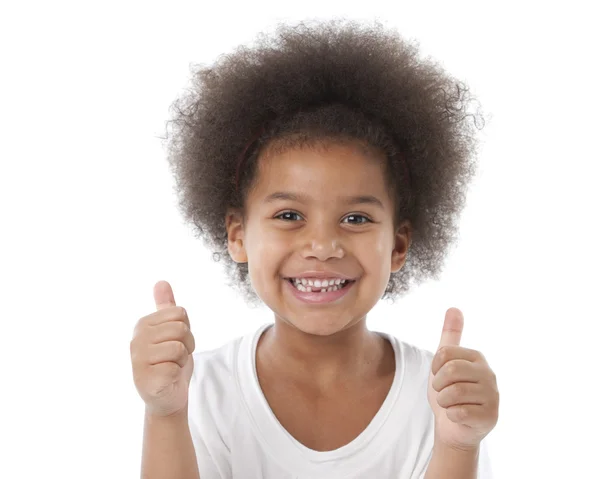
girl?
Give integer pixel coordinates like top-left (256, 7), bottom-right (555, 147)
top-left (130, 18), bottom-right (499, 479)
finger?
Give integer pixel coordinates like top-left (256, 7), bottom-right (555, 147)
top-left (147, 341), bottom-right (190, 368)
top-left (149, 361), bottom-right (182, 382)
top-left (431, 359), bottom-right (482, 392)
top-left (437, 307), bottom-right (464, 350)
top-left (445, 404), bottom-right (496, 429)
top-left (431, 345), bottom-right (483, 376)
top-left (150, 321), bottom-right (196, 355)
top-left (436, 382), bottom-right (486, 408)
top-left (133, 306), bottom-right (191, 339)
top-left (154, 280), bottom-right (176, 310)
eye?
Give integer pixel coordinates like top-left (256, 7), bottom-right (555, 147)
top-left (343, 214), bottom-right (372, 225)
top-left (274, 211), bottom-right (303, 221)
top-left (274, 211), bottom-right (373, 224)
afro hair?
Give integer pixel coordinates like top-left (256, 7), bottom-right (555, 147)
top-left (162, 17), bottom-right (485, 307)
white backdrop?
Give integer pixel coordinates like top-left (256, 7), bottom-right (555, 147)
top-left (1, 1), bottom-right (598, 477)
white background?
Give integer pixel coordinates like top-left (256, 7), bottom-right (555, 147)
top-left (1, 1), bottom-right (598, 477)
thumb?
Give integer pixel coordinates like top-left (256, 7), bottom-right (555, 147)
top-left (154, 280), bottom-right (176, 310)
top-left (438, 307), bottom-right (464, 350)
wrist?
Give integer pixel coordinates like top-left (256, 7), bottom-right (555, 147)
top-left (434, 439), bottom-right (480, 455)
top-left (145, 404), bottom-right (189, 422)
top-left (425, 440), bottom-right (480, 479)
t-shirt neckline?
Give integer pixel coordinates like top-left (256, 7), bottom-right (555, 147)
top-left (236, 322), bottom-right (406, 475)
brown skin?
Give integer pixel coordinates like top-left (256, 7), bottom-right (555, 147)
top-left (226, 139), bottom-right (411, 395)
top-left (131, 281), bottom-right (200, 478)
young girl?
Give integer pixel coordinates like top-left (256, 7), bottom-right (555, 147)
top-left (130, 18), bottom-right (499, 479)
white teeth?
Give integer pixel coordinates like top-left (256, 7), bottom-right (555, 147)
top-left (289, 278), bottom-right (347, 293)
top-left (289, 277), bottom-right (353, 294)
top-left (291, 278), bottom-right (348, 285)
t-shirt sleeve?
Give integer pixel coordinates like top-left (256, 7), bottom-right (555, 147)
top-left (188, 419), bottom-right (230, 479)
top-left (477, 438), bottom-right (494, 479)
top-left (187, 349), bottom-right (236, 479)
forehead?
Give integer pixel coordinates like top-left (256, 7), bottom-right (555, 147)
top-left (250, 142), bottom-right (389, 200)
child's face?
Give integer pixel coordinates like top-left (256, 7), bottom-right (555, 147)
top-left (226, 141), bottom-right (411, 336)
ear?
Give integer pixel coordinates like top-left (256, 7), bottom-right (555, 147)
top-left (225, 208), bottom-right (248, 263)
top-left (390, 220), bottom-right (412, 273)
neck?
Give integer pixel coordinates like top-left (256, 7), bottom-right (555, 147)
top-left (258, 316), bottom-right (385, 390)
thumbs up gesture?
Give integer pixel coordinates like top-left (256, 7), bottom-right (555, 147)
top-left (130, 281), bottom-right (196, 417)
top-left (427, 308), bottom-right (499, 451)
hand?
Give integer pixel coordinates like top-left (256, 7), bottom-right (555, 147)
top-left (130, 280), bottom-right (196, 417)
top-left (427, 308), bottom-right (499, 451)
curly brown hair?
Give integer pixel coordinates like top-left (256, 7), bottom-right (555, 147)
top-left (162, 17), bottom-right (485, 307)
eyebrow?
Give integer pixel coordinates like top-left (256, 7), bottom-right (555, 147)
top-left (263, 191), bottom-right (385, 209)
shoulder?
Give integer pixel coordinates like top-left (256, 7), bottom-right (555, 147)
top-left (190, 334), bottom-right (243, 392)
top-left (380, 331), bottom-right (435, 380)
top-left (186, 328), bottom-right (259, 445)
top-left (189, 323), bottom-right (268, 403)
top-left (383, 334), bottom-right (496, 477)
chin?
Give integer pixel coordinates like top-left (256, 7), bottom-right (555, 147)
top-left (282, 312), bottom-right (359, 337)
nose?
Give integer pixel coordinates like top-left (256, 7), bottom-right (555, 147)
top-left (300, 223), bottom-right (345, 261)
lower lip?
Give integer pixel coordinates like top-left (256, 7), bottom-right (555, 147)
top-left (284, 278), bottom-right (356, 304)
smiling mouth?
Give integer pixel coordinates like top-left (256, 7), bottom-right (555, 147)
top-left (285, 277), bottom-right (355, 292)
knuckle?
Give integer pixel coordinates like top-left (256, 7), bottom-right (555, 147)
top-left (437, 346), bottom-right (448, 362)
top-left (177, 320), bottom-right (189, 336)
top-left (138, 313), bottom-right (153, 326)
top-left (174, 341), bottom-right (186, 356)
top-left (453, 383), bottom-right (466, 398)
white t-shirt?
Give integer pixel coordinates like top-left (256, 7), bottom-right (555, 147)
top-left (188, 322), bottom-right (493, 478)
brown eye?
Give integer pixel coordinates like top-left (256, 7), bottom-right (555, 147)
top-left (275, 211), bottom-right (302, 221)
top-left (343, 214), bottom-right (371, 224)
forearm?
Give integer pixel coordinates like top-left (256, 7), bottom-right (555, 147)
top-left (424, 442), bottom-right (479, 479)
top-left (141, 406), bottom-right (200, 479)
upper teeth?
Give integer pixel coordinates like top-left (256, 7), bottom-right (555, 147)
top-left (293, 278), bottom-right (346, 287)
top-left (289, 277), bottom-right (350, 293)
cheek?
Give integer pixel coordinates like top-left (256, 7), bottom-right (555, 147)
top-left (252, 229), bottom-right (288, 257)
top-left (356, 233), bottom-right (394, 285)
top-left (358, 234), bottom-right (387, 264)
top-left (246, 228), bottom-right (287, 280)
